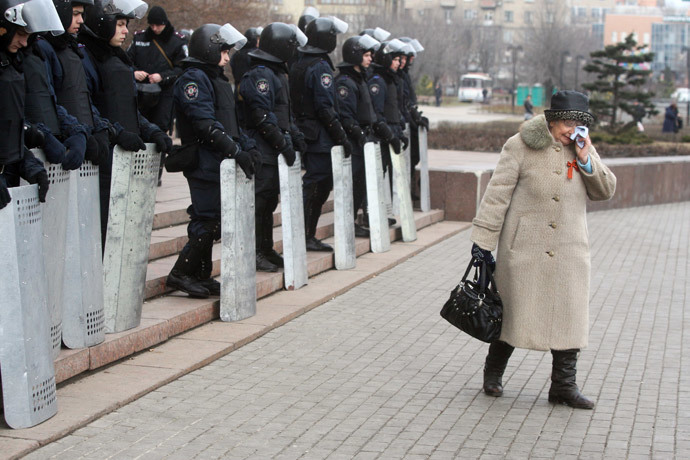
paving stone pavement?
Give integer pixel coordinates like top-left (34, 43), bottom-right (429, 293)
top-left (26, 202), bottom-right (690, 460)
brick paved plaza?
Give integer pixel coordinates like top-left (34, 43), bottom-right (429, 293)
top-left (26, 202), bottom-right (690, 459)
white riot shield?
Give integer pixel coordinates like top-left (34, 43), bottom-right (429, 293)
top-left (61, 161), bottom-right (105, 348)
top-left (384, 169), bottom-right (393, 218)
top-left (103, 144), bottom-right (161, 333)
top-left (0, 185), bottom-right (57, 429)
top-left (32, 150), bottom-right (71, 358)
top-left (363, 142), bottom-right (390, 253)
top-left (220, 159), bottom-right (256, 322)
top-left (278, 153), bottom-right (308, 290)
top-left (392, 124), bottom-right (412, 217)
top-left (418, 126), bottom-right (431, 212)
top-left (391, 150), bottom-right (417, 242)
top-left (331, 146), bottom-right (356, 270)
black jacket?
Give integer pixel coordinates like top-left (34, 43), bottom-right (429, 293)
top-left (127, 25), bottom-right (187, 89)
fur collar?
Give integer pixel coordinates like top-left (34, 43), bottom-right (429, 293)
top-left (519, 114), bottom-right (554, 150)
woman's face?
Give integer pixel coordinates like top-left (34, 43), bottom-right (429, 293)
top-left (109, 19), bottom-right (129, 47)
top-left (389, 55), bottom-right (400, 72)
top-left (549, 119), bottom-right (578, 146)
top-left (218, 49), bottom-right (230, 67)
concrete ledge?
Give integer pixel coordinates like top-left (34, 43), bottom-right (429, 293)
top-left (0, 220), bottom-right (470, 459)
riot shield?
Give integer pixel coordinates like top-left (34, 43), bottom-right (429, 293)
top-left (331, 145), bottom-right (356, 270)
top-left (0, 185), bottom-right (58, 429)
top-left (391, 149), bottom-right (417, 242)
top-left (103, 144), bottom-right (161, 332)
top-left (363, 142), bottom-right (390, 253)
top-left (220, 159), bottom-right (256, 322)
top-left (61, 161), bottom-right (105, 348)
top-left (418, 125), bottom-right (430, 212)
top-left (278, 152), bottom-right (308, 290)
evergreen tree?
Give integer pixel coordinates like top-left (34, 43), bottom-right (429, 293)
top-left (583, 34), bottom-right (657, 130)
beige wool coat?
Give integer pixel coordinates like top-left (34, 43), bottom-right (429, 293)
top-left (471, 115), bottom-right (616, 351)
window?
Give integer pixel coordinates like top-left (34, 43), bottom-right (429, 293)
top-left (612, 31), bottom-right (617, 43)
top-left (577, 7), bottom-right (586, 18)
top-left (643, 32), bottom-right (650, 45)
top-left (464, 9), bottom-right (477, 19)
top-left (503, 30), bottom-right (513, 42)
top-left (524, 11), bottom-right (533, 24)
top-left (444, 8), bottom-right (453, 24)
top-left (484, 11), bottom-right (493, 21)
top-left (504, 10), bottom-right (513, 22)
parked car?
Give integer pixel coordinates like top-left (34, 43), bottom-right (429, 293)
top-left (671, 88), bottom-right (690, 103)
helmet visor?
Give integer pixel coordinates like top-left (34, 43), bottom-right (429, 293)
top-left (326, 16), bottom-right (348, 34)
top-left (358, 34), bottom-right (379, 52)
top-left (410, 38), bottom-right (424, 52)
top-left (372, 27), bottom-right (390, 42)
top-left (290, 23), bottom-right (308, 47)
top-left (401, 43), bottom-right (415, 55)
top-left (383, 38), bottom-right (405, 54)
top-left (301, 6), bottom-right (319, 19)
top-left (106, 0), bottom-right (147, 19)
top-left (218, 23), bottom-right (247, 50)
top-left (5, 0), bottom-right (64, 35)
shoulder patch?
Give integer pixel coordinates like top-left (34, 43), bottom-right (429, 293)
top-left (183, 82), bottom-right (199, 100)
top-left (320, 73), bottom-right (333, 88)
top-left (181, 44), bottom-right (189, 57)
top-left (256, 78), bottom-right (269, 94)
top-left (370, 83), bottom-right (380, 96)
top-left (337, 85), bottom-right (349, 99)
top-left (175, 31), bottom-right (185, 38)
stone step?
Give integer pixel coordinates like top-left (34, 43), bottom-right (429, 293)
top-left (53, 210), bottom-right (446, 385)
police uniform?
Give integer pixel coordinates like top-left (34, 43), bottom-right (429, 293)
top-left (229, 43), bottom-right (255, 87)
top-left (368, 65), bottom-right (404, 178)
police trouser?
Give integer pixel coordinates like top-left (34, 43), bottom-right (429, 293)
top-left (351, 153), bottom-right (366, 221)
top-left (0, 163), bottom-right (21, 188)
top-left (255, 164), bottom-right (280, 254)
top-left (173, 177), bottom-right (221, 280)
top-left (141, 93), bottom-right (174, 181)
top-left (410, 126), bottom-right (420, 195)
top-left (302, 151), bottom-right (333, 239)
top-left (98, 148), bottom-right (114, 249)
top-left (380, 142), bottom-right (393, 192)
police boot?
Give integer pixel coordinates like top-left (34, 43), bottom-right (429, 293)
top-left (167, 245), bottom-right (210, 299)
top-left (548, 349), bottom-right (595, 409)
top-left (304, 183), bottom-right (332, 252)
top-left (263, 248), bottom-right (284, 268)
top-left (354, 223), bottom-right (370, 238)
top-left (483, 340), bottom-right (514, 397)
top-left (196, 244), bottom-right (220, 296)
top-left (256, 251), bottom-right (279, 272)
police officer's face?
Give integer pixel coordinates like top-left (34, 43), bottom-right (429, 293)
top-left (218, 49), bottom-right (230, 67)
top-left (68, 6), bottom-right (84, 35)
top-left (361, 51), bottom-right (372, 69)
top-left (400, 55), bottom-right (407, 69)
top-left (7, 27), bottom-right (30, 53)
top-left (109, 19), bottom-right (128, 47)
top-left (390, 56), bottom-right (400, 72)
top-left (150, 23), bottom-right (166, 35)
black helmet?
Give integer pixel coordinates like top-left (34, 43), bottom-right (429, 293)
top-left (373, 38), bottom-right (406, 68)
top-left (297, 6), bottom-right (318, 33)
top-left (187, 23), bottom-right (246, 65)
top-left (299, 16), bottom-right (347, 55)
top-left (243, 26), bottom-right (262, 48)
top-left (1, 0), bottom-right (64, 49)
top-left (248, 22), bottom-right (306, 63)
top-left (340, 34), bottom-right (379, 67)
top-left (82, 0), bottom-right (147, 41)
top-left (52, 0), bottom-right (93, 33)
top-left (398, 36), bottom-right (423, 57)
top-left (359, 27), bottom-right (390, 42)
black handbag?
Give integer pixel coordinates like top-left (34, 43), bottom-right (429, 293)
top-left (164, 142), bottom-right (199, 173)
top-left (440, 257), bottom-right (503, 343)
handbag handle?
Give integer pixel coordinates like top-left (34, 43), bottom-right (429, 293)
top-left (460, 257), bottom-right (499, 296)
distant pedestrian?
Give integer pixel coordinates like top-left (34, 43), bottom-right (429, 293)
top-left (470, 91), bottom-right (616, 410)
top-left (632, 101), bottom-right (645, 132)
top-left (663, 101), bottom-right (680, 134)
top-left (435, 82), bottom-right (442, 107)
top-left (482, 87), bottom-right (488, 104)
top-left (523, 94), bottom-right (534, 120)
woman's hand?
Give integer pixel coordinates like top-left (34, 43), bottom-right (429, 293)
top-left (134, 70), bottom-right (149, 82)
top-left (575, 135), bottom-right (591, 164)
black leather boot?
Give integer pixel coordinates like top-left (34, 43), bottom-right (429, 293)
top-left (483, 340), bottom-right (514, 397)
top-left (549, 349), bottom-right (595, 409)
top-left (196, 242), bottom-right (219, 296)
top-left (167, 231), bottom-right (214, 299)
top-left (256, 252), bottom-right (278, 272)
top-left (263, 248), bottom-right (284, 268)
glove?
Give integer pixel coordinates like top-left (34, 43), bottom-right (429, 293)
top-left (419, 116), bottom-right (430, 130)
top-left (342, 139), bottom-right (354, 158)
top-left (151, 131), bottom-right (173, 153)
top-left (61, 133), bottom-right (87, 170)
top-left (292, 135), bottom-right (307, 154)
top-left (389, 137), bottom-right (401, 154)
top-left (0, 179), bottom-right (10, 210)
top-left (85, 130), bottom-right (111, 165)
top-left (24, 124), bottom-right (45, 149)
top-left (114, 130), bottom-right (146, 152)
top-left (279, 143), bottom-right (296, 167)
top-left (248, 148), bottom-right (262, 176)
top-left (400, 135), bottom-right (409, 151)
top-left (471, 243), bottom-right (496, 271)
top-left (28, 170), bottom-right (49, 203)
top-left (42, 130), bottom-right (67, 164)
top-left (234, 150), bottom-right (255, 179)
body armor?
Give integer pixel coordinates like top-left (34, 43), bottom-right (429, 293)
top-left (55, 47), bottom-right (95, 127)
top-left (0, 57), bottom-right (26, 165)
top-left (382, 73), bottom-right (401, 125)
top-left (289, 55), bottom-right (321, 120)
top-left (92, 55), bottom-right (139, 133)
top-left (23, 53), bottom-right (61, 136)
top-left (211, 77), bottom-right (240, 139)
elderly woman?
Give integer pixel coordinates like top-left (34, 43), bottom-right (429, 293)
top-left (470, 90), bottom-right (616, 409)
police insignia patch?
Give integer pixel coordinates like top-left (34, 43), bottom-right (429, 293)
top-left (337, 86), bottom-right (349, 99)
top-left (256, 79), bottom-right (269, 94)
top-left (184, 82), bottom-right (198, 100)
top-left (321, 73), bottom-right (333, 88)
top-left (370, 84), bottom-right (380, 95)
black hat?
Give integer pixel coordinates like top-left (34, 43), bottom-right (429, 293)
top-left (147, 6), bottom-right (168, 25)
top-left (544, 90), bottom-right (595, 127)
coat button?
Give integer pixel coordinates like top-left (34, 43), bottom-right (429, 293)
top-left (555, 170), bottom-right (562, 175)
top-left (547, 251), bottom-right (555, 257)
top-left (555, 147), bottom-right (561, 152)
top-left (549, 222), bottom-right (557, 229)
top-left (553, 195), bottom-right (560, 202)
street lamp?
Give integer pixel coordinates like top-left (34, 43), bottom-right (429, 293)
top-left (508, 45), bottom-right (523, 114)
top-left (559, 51), bottom-right (571, 90)
top-left (574, 55), bottom-right (586, 91)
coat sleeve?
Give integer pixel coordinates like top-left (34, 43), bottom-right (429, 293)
top-left (470, 138), bottom-right (522, 251)
top-left (580, 146), bottom-right (616, 202)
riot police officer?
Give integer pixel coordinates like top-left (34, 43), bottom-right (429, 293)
top-left (239, 22), bottom-right (307, 272)
top-left (79, 0), bottom-right (172, 243)
top-left (334, 34), bottom-right (380, 238)
top-left (166, 23), bottom-right (261, 298)
top-left (229, 26), bottom-right (261, 86)
top-left (287, 7), bottom-right (318, 72)
top-left (290, 16), bottom-right (351, 252)
top-left (0, 0), bottom-right (64, 209)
